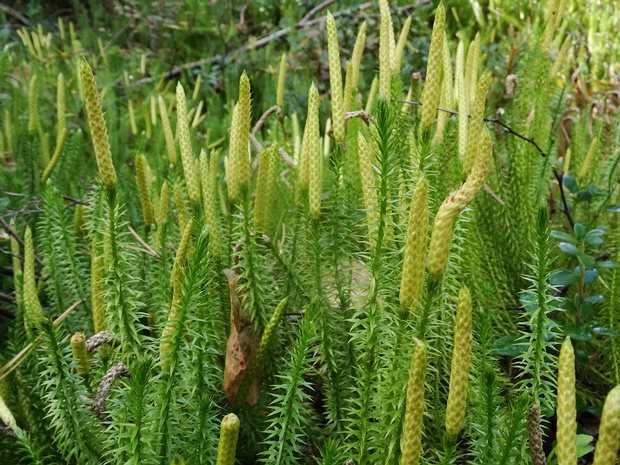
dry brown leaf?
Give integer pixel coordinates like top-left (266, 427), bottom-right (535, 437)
top-left (223, 268), bottom-right (260, 406)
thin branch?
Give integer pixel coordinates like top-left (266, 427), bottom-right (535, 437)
top-left (0, 191), bottom-right (27, 197)
top-left (103, 5), bottom-right (150, 53)
top-left (62, 195), bottom-right (90, 206)
top-left (0, 248), bottom-right (23, 263)
top-left (128, 226), bottom-right (160, 259)
top-left (0, 306), bottom-right (15, 320)
top-left (400, 99), bottom-right (577, 228)
top-left (0, 291), bottom-right (15, 304)
top-left (0, 3), bottom-right (33, 27)
top-left (345, 110), bottom-right (375, 126)
top-left (123, 244), bottom-right (160, 257)
top-left (0, 216), bottom-right (45, 267)
top-left (253, 105), bottom-right (281, 135)
top-left (399, 99), bottom-right (548, 157)
top-left (249, 133), bottom-right (295, 173)
top-left (484, 184), bottom-right (506, 206)
top-left (298, 0), bottom-right (338, 25)
top-left (552, 169), bottom-right (575, 229)
top-left (252, 105), bottom-right (289, 146)
top-left (127, 1), bottom-right (429, 87)
top-left (0, 299), bottom-right (86, 382)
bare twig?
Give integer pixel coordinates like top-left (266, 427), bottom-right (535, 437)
top-left (0, 216), bottom-right (44, 267)
top-left (127, 2), bottom-right (429, 87)
top-left (345, 110), bottom-right (375, 126)
top-left (483, 184), bottom-right (506, 206)
top-left (252, 106), bottom-right (290, 147)
top-left (280, 169), bottom-right (292, 189)
top-left (103, 5), bottom-right (150, 53)
top-left (249, 133), bottom-right (295, 173)
top-left (0, 291), bottom-right (15, 305)
top-left (400, 99), bottom-right (548, 157)
top-left (0, 306), bottom-right (15, 320)
top-left (62, 195), bottom-right (90, 206)
top-left (0, 248), bottom-right (23, 263)
top-left (580, 339), bottom-right (607, 382)
top-left (0, 3), bottom-right (33, 27)
top-left (128, 226), bottom-right (160, 259)
top-left (298, 0), bottom-right (337, 25)
top-left (0, 299), bottom-right (86, 382)
top-left (123, 244), bottom-right (160, 257)
top-left (552, 169), bottom-right (575, 229)
top-left (400, 99), bottom-right (579, 228)
top-left (277, 148), bottom-right (295, 168)
top-left (1, 191), bottom-right (27, 197)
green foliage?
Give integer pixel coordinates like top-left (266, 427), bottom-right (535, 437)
top-left (38, 322), bottom-right (101, 463)
top-left (0, 1), bottom-right (619, 464)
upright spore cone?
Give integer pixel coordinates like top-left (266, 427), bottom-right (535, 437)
top-left (433, 33), bottom-right (454, 144)
top-left (276, 53), bottom-right (286, 109)
top-left (557, 337), bottom-right (576, 465)
top-left (306, 84), bottom-right (321, 217)
top-left (420, 2), bottom-right (446, 131)
top-left (170, 219), bottom-right (193, 288)
top-left (158, 95), bottom-right (177, 165)
top-left (80, 59), bottom-right (117, 189)
top-left (57, 72), bottom-right (66, 135)
top-left (228, 72), bottom-right (252, 200)
top-left (379, 0), bottom-right (396, 73)
top-left (462, 71), bottom-right (491, 178)
top-left (227, 104), bottom-right (241, 201)
top-left (41, 127), bottom-right (69, 183)
top-left (200, 149), bottom-right (222, 257)
top-left (174, 182), bottom-right (189, 234)
top-left (160, 284), bottom-right (183, 361)
top-left (399, 177), bottom-right (429, 311)
top-left (216, 413), bottom-right (240, 465)
top-left (445, 286), bottom-right (472, 437)
top-left (528, 404), bottom-right (546, 465)
top-left (176, 83), bottom-right (200, 203)
top-left (379, 13), bottom-right (392, 102)
top-left (466, 33), bottom-right (480, 106)
top-left (254, 143), bottom-right (278, 233)
top-left (236, 72), bottom-right (252, 188)
top-left (90, 251), bottom-right (106, 334)
top-left (401, 339), bottom-right (427, 465)
top-left (296, 84), bottom-right (319, 205)
top-left (550, 35), bottom-right (572, 77)
top-left (358, 133), bottom-right (378, 242)
top-left (23, 227), bottom-right (45, 333)
top-left (135, 153), bottom-right (154, 227)
top-left (350, 21), bottom-right (367, 96)
top-left (71, 332), bottom-right (89, 375)
top-left (10, 219), bottom-right (21, 296)
top-left (343, 61), bottom-right (354, 115)
top-left (592, 385), bottom-right (620, 465)
top-left (394, 16), bottom-right (412, 73)
top-left (578, 137), bottom-right (598, 181)
top-left (28, 74), bottom-right (39, 134)
top-left (157, 182), bottom-right (169, 228)
top-left (326, 13), bottom-right (344, 142)
top-left (455, 40), bottom-right (468, 158)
